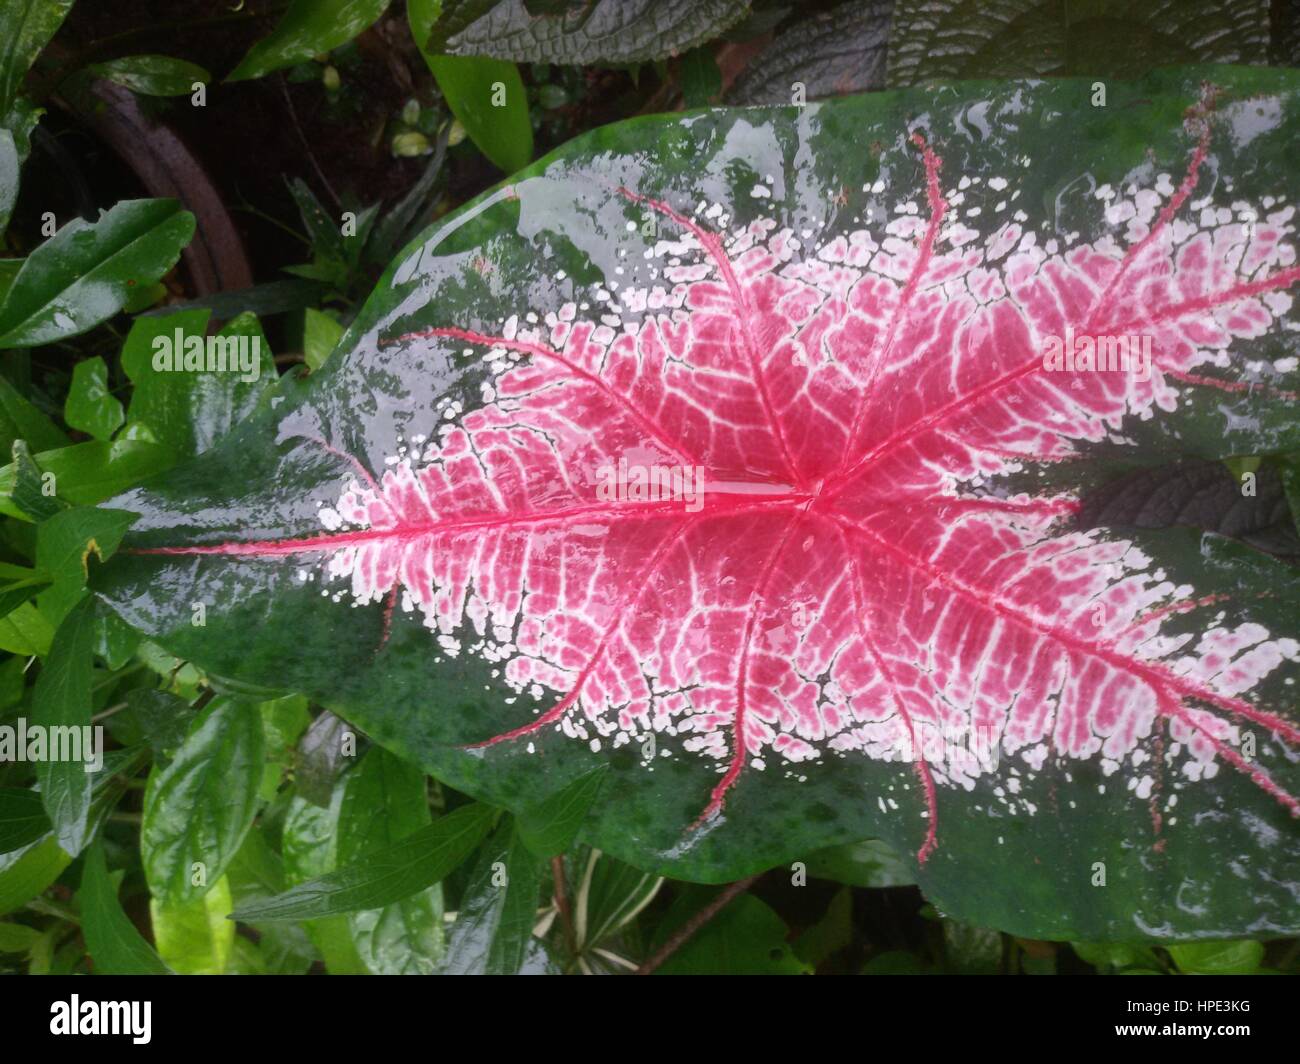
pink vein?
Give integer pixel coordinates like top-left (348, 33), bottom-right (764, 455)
top-left (467, 519), bottom-right (694, 748)
top-left (833, 512), bottom-right (1300, 816)
top-left (616, 185), bottom-right (805, 488)
top-left (837, 132), bottom-right (948, 474)
top-left (698, 513), bottom-right (804, 822)
top-left (128, 496), bottom-right (800, 558)
top-left (829, 517), bottom-right (939, 865)
top-left (388, 325), bottom-right (703, 467)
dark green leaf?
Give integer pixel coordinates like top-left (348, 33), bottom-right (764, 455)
top-left (30, 595), bottom-right (96, 855)
top-left (82, 55), bottom-right (210, 97)
top-left (231, 802), bottom-right (495, 921)
top-left (0, 788), bottom-right (50, 853)
top-left (652, 889), bottom-right (810, 974)
top-left (0, 1), bottom-right (74, 115)
top-left (78, 842), bottom-right (171, 975)
top-left (516, 764), bottom-right (606, 858)
top-left (441, 821), bottom-right (544, 974)
top-left (803, 838), bottom-right (916, 888)
top-left (336, 746), bottom-right (444, 973)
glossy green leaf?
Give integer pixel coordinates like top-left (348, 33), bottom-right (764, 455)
top-left (95, 67), bottom-right (1300, 940)
top-left (0, 0), bottom-right (71, 167)
top-left (427, 0), bottom-right (750, 64)
top-left (409, 1), bottom-right (532, 174)
top-left (82, 55), bottom-right (211, 97)
top-left (64, 357), bottom-right (124, 441)
top-left (337, 746), bottom-right (444, 972)
top-left (150, 875), bottom-right (234, 974)
top-left (0, 439), bottom-right (173, 514)
top-left (0, 199), bottom-right (194, 348)
top-left (231, 801), bottom-right (495, 921)
top-left (140, 697), bottom-right (265, 904)
top-left (30, 595), bottom-right (96, 854)
top-left (120, 310), bottom-right (274, 458)
top-left (78, 842), bottom-right (171, 975)
top-left (280, 789), bottom-right (366, 973)
top-left (228, 0), bottom-right (393, 82)
top-left (36, 506), bottom-right (135, 593)
top-left (123, 687), bottom-right (198, 757)
top-left (441, 821), bottom-right (545, 974)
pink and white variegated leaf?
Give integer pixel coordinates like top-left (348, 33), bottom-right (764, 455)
top-left (97, 67), bottom-right (1300, 939)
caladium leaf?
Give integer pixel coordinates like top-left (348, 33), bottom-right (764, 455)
top-left (96, 67), bottom-right (1300, 940)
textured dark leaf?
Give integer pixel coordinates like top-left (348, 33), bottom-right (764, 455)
top-left (727, 0), bottom-right (891, 105)
top-left (98, 68), bottom-right (1300, 939)
top-left (0, 788), bottom-right (50, 853)
top-left (432, 0), bottom-right (752, 64)
top-left (887, 0), bottom-right (1271, 85)
top-left (1077, 459), bottom-right (1300, 560)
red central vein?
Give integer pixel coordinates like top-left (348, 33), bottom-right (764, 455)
top-left (823, 117), bottom-right (1300, 499)
top-left (837, 132), bottom-right (948, 475)
top-left (827, 516), bottom-right (939, 865)
top-left (616, 185), bottom-right (806, 489)
top-left (833, 512), bottom-right (1300, 816)
top-left (821, 262), bottom-right (1300, 500)
top-left (128, 495), bottom-right (801, 558)
top-left (699, 513), bottom-right (804, 823)
top-left (387, 324), bottom-right (704, 468)
top-left (468, 519), bottom-right (695, 748)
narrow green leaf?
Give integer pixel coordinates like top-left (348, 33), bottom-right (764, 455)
top-left (78, 842), bottom-right (171, 974)
top-left (30, 595), bottom-right (96, 855)
top-left (0, 127), bottom-right (16, 233)
top-left (0, 376), bottom-right (71, 454)
top-left (141, 697), bottom-right (265, 904)
top-left (0, 199), bottom-right (195, 348)
top-left (0, 1), bottom-right (74, 113)
top-left (82, 55), bottom-right (211, 97)
top-left (228, 0), bottom-right (393, 82)
top-left (337, 746), bottom-right (444, 973)
top-left (0, 920), bottom-right (40, 953)
top-left (441, 822), bottom-right (545, 974)
top-left (0, 788), bottom-right (50, 853)
top-left (64, 357), bottom-right (124, 441)
top-left (516, 764), bottom-right (606, 858)
top-left (232, 802), bottom-right (495, 921)
top-left (0, 439), bottom-right (173, 515)
top-left (410, 1), bottom-right (533, 173)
